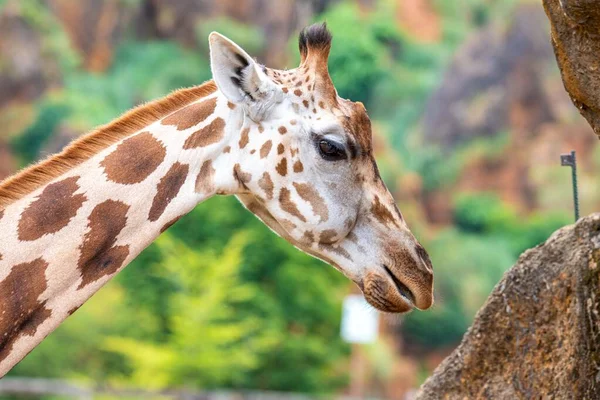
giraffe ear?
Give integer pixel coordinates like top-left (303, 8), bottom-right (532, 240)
top-left (209, 32), bottom-right (281, 108)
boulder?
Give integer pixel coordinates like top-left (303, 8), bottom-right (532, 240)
top-left (416, 213), bottom-right (600, 399)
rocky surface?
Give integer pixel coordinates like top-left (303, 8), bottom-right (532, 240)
top-left (543, 0), bottom-right (600, 140)
top-left (423, 4), bottom-right (556, 148)
top-left (416, 213), bottom-right (600, 399)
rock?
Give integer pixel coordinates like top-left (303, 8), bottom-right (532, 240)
top-left (543, 0), bottom-right (600, 140)
top-left (423, 4), bottom-right (557, 148)
top-left (416, 213), bottom-right (600, 399)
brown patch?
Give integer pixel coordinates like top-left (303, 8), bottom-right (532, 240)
top-left (303, 230), bottom-right (315, 244)
top-left (260, 140), bottom-right (272, 159)
top-left (371, 195), bottom-right (399, 228)
top-left (282, 87), bottom-right (289, 94)
top-left (183, 118), bottom-right (226, 149)
top-left (227, 101), bottom-right (236, 110)
top-left (77, 200), bottom-right (130, 289)
top-left (148, 162), bottom-right (189, 221)
top-left (18, 177), bottom-right (86, 241)
top-left (258, 124), bottom-right (264, 133)
top-left (294, 89), bottom-right (303, 96)
top-left (278, 126), bottom-right (287, 135)
top-left (0, 82), bottom-right (216, 209)
top-left (101, 132), bottom-right (166, 184)
top-left (223, 146), bottom-right (231, 153)
top-left (233, 163), bottom-right (252, 187)
top-left (319, 101), bottom-right (326, 109)
top-left (239, 127), bottom-right (250, 149)
top-left (161, 97), bottom-right (217, 130)
top-left (303, 100), bottom-right (310, 108)
top-left (320, 243), bottom-right (352, 260)
top-left (0, 209), bottom-right (4, 222)
top-left (279, 187), bottom-right (307, 222)
top-left (258, 172), bottom-right (274, 200)
top-left (320, 229), bottom-right (338, 243)
top-left (160, 216), bottom-right (182, 233)
top-left (290, 147), bottom-right (299, 156)
top-left (293, 160), bottom-right (304, 173)
top-left (0, 258), bottom-right (51, 364)
top-left (277, 143), bottom-right (285, 155)
top-left (293, 182), bottom-right (328, 222)
top-left (276, 158), bottom-right (288, 176)
top-left (67, 306), bottom-right (81, 316)
top-left (290, 119), bottom-right (297, 125)
top-left (195, 160), bottom-right (215, 194)
top-left (342, 101), bottom-right (373, 151)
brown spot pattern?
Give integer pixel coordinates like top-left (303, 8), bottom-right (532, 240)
top-left (320, 229), bottom-right (338, 243)
top-left (277, 143), bottom-right (285, 155)
top-left (260, 140), bottom-right (272, 158)
top-left (160, 216), bottom-right (182, 234)
top-left (293, 160), bottom-right (304, 173)
top-left (278, 126), bottom-right (287, 135)
top-left (223, 146), bottom-right (231, 153)
top-left (239, 127), bottom-right (250, 149)
top-left (18, 177), bottom-right (86, 241)
top-left (183, 118), bottom-right (225, 149)
top-left (293, 182), bottom-right (328, 222)
top-left (258, 172), bottom-right (274, 200)
top-left (195, 160), bottom-right (215, 194)
top-left (161, 97), bottom-right (217, 130)
top-left (320, 243), bottom-right (351, 260)
top-left (101, 132), bottom-right (166, 185)
top-left (371, 195), bottom-right (399, 228)
top-left (149, 162), bottom-right (189, 221)
top-left (0, 258), bottom-right (50, 363)
top-left (303, 231), bottom-right (315, 244)
top-left (279, 187), bottom-right (306, 222)
top-left (294, 89), bottom-right (303, 96)
top-left (233, 164), bottom-right (252, 186)
top-left (77, 200), bottom-right (130, 289)
top-left (227, 101), bottom-right (236, 110)
top-left (276, 158), bottom-right (288, 176)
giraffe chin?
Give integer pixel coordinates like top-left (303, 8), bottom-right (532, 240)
top-left (362, 271), bottom-right (415, 314)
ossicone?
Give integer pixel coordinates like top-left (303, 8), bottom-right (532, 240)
top-left (298, 22), bottom-right (333, 64)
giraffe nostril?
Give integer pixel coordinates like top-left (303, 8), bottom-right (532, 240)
top-left (415, 244), bottom-right (433, 271)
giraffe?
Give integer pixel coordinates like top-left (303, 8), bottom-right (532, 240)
top-left (0, 23), bottom-right (433, 375)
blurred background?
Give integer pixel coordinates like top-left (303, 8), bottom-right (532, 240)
top-left (0, 0), bottom-right (598, 398)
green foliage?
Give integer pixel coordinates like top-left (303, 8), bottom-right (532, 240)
top-left (61, 41), bottom-right (211, 131)
top-left (10, 101), bottom-right (70, 164)
top-left (196, 17), bottom-right (265, 55)
top-left (19, 0), bottom-right (80, 72)
top-left (104, 233), bottom-right (274, 388)
top-left (454, 192), bottom-right (570, 255)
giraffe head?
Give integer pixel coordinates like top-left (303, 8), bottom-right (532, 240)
top-left (209, 23), bottom-right (433, 313)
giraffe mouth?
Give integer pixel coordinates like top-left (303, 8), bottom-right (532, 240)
top-left (383, 265), bottom-right (415, 306)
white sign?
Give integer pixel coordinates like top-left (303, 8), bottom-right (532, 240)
top-left (340, 295), bottom-right (379, 344)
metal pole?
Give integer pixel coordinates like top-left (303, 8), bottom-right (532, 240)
top-left (560, 150), bottom-right (580, 221)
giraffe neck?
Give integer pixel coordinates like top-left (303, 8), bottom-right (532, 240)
top-left (0, 82), bottom-right (243, 375)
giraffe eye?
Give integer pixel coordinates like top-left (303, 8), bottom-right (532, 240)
top-left (318, 138), bottom-right (347, 161)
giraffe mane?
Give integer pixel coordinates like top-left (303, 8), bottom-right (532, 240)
top-left (0, 80), bottom-right (217, 209)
